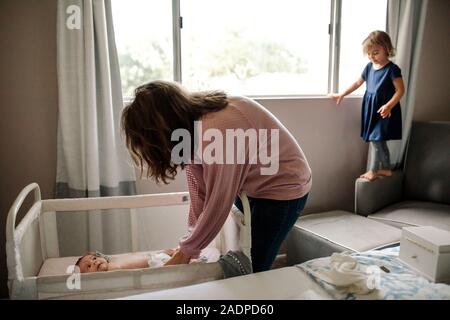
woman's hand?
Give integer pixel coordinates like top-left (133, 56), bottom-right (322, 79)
top-left (163, 248), bottom-right (177, 256)
top-left (164, 249), bottom-right (191, 266)
top-left (328, 93), bottom-right (343, 105)
top-left (377, 105), bottom-right (392, 118)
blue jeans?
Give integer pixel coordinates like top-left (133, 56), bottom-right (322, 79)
top-left (234, 193), bottom-right (309, 272)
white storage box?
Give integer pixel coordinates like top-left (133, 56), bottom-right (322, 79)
top-left (399, 226), bottom-right (450, 283)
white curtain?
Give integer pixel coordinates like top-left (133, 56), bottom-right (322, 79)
top-left (56, 0), bottom-right (136, 256)
top-left (368, 0), bottom-right (428, 170)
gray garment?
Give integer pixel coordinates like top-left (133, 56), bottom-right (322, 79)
top-left (56, 0), bottom-right (136, 256)
top-left (369, 141), bottom-right (391, 171)
top-left (218, 251), bottom-right (253, 278)
top-left (56, 0), bottom-right (136, 196)
top-left (386, 0), bottom-right (428, 167)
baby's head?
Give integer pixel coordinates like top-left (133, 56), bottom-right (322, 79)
top-left (362, 30), bottom-right (395, 58)
top-left (75, 251), bottom-right (109, 273)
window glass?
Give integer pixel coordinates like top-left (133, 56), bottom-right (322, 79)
top-left (181, 0), bottom-right (331, 96)
top-left (339, 0), bottom-right (387, 94)
top-left (112, 0), bottom-right (173, 98)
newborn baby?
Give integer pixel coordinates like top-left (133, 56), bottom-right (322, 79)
top-left (75, 248), bottom-right (218, 273)
top-left (75, 249), bottom-right (175, 273)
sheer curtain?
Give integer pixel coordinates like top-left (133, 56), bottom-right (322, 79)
top-left (56, 0), bottom-right (136, 256)
top-left (367, 0), bottom-right (428, 170)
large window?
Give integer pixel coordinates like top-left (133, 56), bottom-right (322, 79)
top-left (112, 0), bottom-right (173, 97)
top-left (181, 0), bottom-right (330, 96)
top-left (112, 0), bottom-right (387, 98)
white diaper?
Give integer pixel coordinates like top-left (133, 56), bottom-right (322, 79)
top-left (146, 248), bottom-right (221, 268)
top-left (146, 251), bottom-right (171, 268)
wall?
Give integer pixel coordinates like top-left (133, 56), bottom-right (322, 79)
top-left (136, 97), bottom-right (368, 215)
top-left (413, 0), bottom-right (450, 121)
top-left (0, 0), bottom-right (58, 298)
top-left (0, 0), bottom-right (449, 299)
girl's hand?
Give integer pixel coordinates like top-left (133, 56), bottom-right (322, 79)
top-left (164, 249), bottom-right (191, 266)
top-left (377, 105), bottom-right (392, 118)
top-left (328, 93), bottom-right (343, 105)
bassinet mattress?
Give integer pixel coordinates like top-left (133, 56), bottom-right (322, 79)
top-left (38, 248), bottom-right (221, 277)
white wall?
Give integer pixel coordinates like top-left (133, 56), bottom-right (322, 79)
top-left (0, 0), bottom-right (58, 299)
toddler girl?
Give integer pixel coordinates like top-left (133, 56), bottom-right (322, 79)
top-left (330, 30), bottom-right (405, 181)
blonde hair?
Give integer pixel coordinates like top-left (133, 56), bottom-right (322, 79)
top-left (362, 31), bottom-right (395, 57)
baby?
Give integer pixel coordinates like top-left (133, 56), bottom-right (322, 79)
top-left (75, 249), bottom-right (176, 273)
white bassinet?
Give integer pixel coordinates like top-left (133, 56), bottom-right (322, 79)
top-left (6, 183), bottom-right (251, 300)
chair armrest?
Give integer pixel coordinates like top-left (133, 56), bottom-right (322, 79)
top-left (355, 171), bottom-right (403, 216)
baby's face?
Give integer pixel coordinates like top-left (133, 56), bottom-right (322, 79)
top-left (78, 254), bottom-right (109, 273)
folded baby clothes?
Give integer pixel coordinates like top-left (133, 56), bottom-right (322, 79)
top-left (308, 252), bottom-right (374, 295)
top-left (298, 250), bottom-right (450, 300)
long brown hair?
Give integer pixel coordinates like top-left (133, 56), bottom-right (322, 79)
top-left (121, 80), bottom-right (228, 184)
top-left (362, 30), bottom-right (396, 57)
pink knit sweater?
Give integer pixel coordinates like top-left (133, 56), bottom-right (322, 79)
top-left (179, 96), bottom-right (312, 257)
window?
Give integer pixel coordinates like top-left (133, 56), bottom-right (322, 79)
top-left (112, 0), bottom-right (387, 98)
top-left (112, 0), bottom-right (173, 97)
top-left (339, 0), bottom-right (387, 94)
top-left (181, 0), bottom-right (330, 96)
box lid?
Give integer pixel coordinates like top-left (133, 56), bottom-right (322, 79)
top-left (402, 226), bottom-right (450, 254)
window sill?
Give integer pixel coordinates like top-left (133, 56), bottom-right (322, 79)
top-left (248, 94), bottom-right (363, 101)
top-left (123, 94), bottom-right (363, 104)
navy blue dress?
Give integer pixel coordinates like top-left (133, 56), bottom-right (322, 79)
top-left (361, 61), bottom-right (402, 141)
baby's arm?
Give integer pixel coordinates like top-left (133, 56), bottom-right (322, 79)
top-left (330, 77), bottom-right (365, 104)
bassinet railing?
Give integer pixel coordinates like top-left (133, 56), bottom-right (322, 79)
top-left (6, 183), bottom-right (251, 299)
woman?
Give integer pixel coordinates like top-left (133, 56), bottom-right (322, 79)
top-left (121, 81), bottom-right (312, 272)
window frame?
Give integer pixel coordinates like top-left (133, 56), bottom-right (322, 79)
top-left (120, 0), bottom-right (384, 100)
top-left (328, 0), bottom-right (342, 94)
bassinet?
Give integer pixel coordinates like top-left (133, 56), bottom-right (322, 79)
top-left (6, 183), bottom-right (251, 299)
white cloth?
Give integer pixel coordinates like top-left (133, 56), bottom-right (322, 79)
top-left (147, 247), bottom-right (221, 268)
top-left (298, 249), bottom-right (450, 300)
top-left (147, 252), bottom-right (171, 268)
top-left (313, 252), bottom-right (373, 295)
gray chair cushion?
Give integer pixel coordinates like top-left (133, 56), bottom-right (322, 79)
top-left (286, 210), bottom-right (401, 265)
top-left (404, 122), bottom-right (450, 205)
top-left (369, 201), bottom-right (450, 231)
top-left (355, 171), bottom-right (403, 215)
